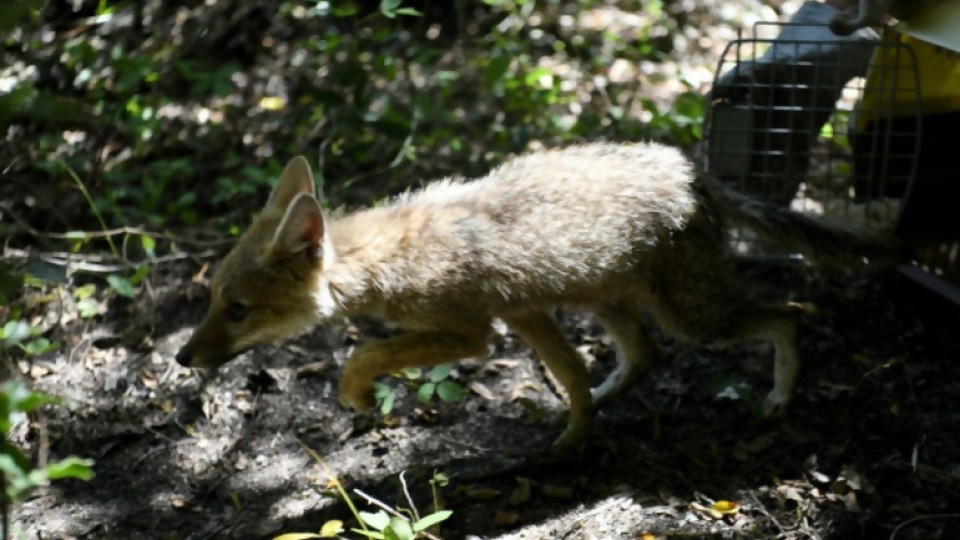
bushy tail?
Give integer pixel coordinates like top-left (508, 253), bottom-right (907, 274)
top-left (698, 175), bottom-right (903, 266)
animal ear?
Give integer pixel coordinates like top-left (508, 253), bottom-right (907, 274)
top-left (272, 192), bottom-right (325, 257)
top-left (267, 156), bottom-right (315, 211)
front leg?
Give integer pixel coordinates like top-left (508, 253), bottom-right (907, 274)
top-left (338, 331), bottom-right (489, 411)
top-left (502, 310), bottom-right (593, 455)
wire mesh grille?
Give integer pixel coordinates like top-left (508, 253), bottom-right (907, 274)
top-left (703, 23), bottom-right (922, 237)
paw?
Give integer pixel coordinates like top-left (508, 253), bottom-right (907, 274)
top-left (338, 374), bottom-right (376, 412)
top-left (590, 366), bottom-right (637, 409)
top-left (762, 389), bottom-right (791, 418)
top-left (590, 386), bottom-right (616, 410)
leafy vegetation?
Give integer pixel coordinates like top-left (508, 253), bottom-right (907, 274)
top-left (374, 363), bottom-right (464, 416)
top-left (288, 441), bottom-right (451, 540)
top-left (1, 381), bottom-right (94, 540)
top-left (2, 0), bottom-right (705, 249)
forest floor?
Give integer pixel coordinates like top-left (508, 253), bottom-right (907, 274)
top-left (9, 257), bottom-right (960, 539)
top-left (6, 0), bottom-right (960, 539)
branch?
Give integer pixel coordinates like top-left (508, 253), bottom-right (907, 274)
top-left (2, 247), bottom-right (217, 274)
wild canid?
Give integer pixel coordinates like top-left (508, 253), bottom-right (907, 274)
top-left (175, 142), bottom-right (890, 452)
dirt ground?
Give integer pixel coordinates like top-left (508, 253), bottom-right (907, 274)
top-left (9, 256), bottom-right (960, 539)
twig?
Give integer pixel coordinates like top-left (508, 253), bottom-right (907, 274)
top-left (3, 204), bottom-right (233, 248)
top-left (399, 470), bottom-right (420, 523)
top-left (747, 492), bottom-right (788, 536)
top-left (34, 409), bottom-right (50, 470)
top-left (352, 487), bottom-right (404, 517)
top-left (2, 247), bottom-right (217, 274)
top-left (61, 161), bottom-right (120, 260)
top-left (889, 514), bottom-right (960, 540)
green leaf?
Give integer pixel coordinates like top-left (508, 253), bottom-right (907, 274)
top-left (379, 0), bottom-right (401, 18)
top-left (394, 7), bottom-right (422, 16)
top-left (44, 456), bottom-right (94, 481)
top-left (75, 283), bottom-right (97, 300)
top-left (140, 235), bottom-right (156, 259)
top-left (129, 265), bottom-right (150, 286)
top-left (2, 320), bottom-right (31, 346)
top-left (0, 440), bottom-right (32, 475)
top-left (379, 388), bottom-right (396, 416)
top-left (402, 367), bottom-right (422, 380)
top-left (319, 519), bottom-right (344, 537)
top-left (413, 510), bottom-right (453, 532)
top-left (359, 510), bottom-right (391, 531)
top-left (373, 382), bottom-right (392, 399)
top-left (349, 530), bottom-right (385, 540)
top-left (77, 297), bottom-right (102, 319)
top-left (436, 381), bottom-right (463, 403)
top-left (2, 381), bottom-right (60, 416)
top-left (427, 363), bottom-right (454, 382)
top-left (21, 338), bottom-right (59, 356)
top-left (384, 518), bottom-right (413, 540)
top-left (331, 4), bottom-right (358, 17)
top-left (107, 274), bottom-right (136, 299)
top-left (272, 534), bottom-right (324, 540)
top-left (486, 56), bottom-right (511, 85)
top-left (417, 382), bottom-right (436, 404)
top-left (0, 263), bottom-right (22, 304)
top-left (0, 0), bottom-right (45, 32)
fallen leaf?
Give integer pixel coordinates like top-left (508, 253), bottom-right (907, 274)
top-left (296, 362), bottom-right (328, 379)
top-left (320, 519), bottom-right (344, 537)
top-left (843, 491), bottom-right (860, 512)
top-left (508, 477), bottom-right (532, 505)
top-left (464, 487), bottom-right (501, 501)
top-left (777, 484), bottom-right (805, 503)
top-left (487, 358), bottom-right (521, 371)
top-left (30, 363), bottom-right (52, 378)
top-left (138, 369), bottom-right (157, 389)
top-left (710, 500), bottom-right (740, 515)
top-left (690, 501), bottom-right (722, 520)
top-left (468, 381), bottom-right (496, 401)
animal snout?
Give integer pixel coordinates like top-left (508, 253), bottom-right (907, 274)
top-left (174, 349), bottom-right (192, 367)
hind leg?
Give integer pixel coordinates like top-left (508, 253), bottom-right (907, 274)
top-left (591, 299), bottom-right (661, 408)
top-left (646, 268), bottom-right (802, 416)
top-left (729, 305), bottom-right (801, 417)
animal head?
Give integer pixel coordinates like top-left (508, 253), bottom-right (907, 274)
top-left (175, 156), bottom-right (330, 369)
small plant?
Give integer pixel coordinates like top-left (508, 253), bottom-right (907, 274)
top-left (276, 443), bottom-right (452, 540)
top-left (0, 319), bottom-right (58, 357)
top-left (1, 381), bottom-right (94, 540)
top-left (373, 363), bottom-right (464, 416)
top-left (412, 364), bottom-right (463, 407)
top-left (353, 504), bottom-right (452, 540)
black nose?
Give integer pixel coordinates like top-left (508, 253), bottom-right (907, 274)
top-left (175, 349), bottom-right (191, 367)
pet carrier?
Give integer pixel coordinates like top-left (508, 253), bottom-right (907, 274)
top-left (702, 0), bottom-right (960, 304)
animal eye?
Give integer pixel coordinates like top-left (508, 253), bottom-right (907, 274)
top-left (227, 301), bottom-right (250, 322)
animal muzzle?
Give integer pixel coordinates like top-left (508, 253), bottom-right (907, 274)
top-left (174, 346), bottom-right (250, 369)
